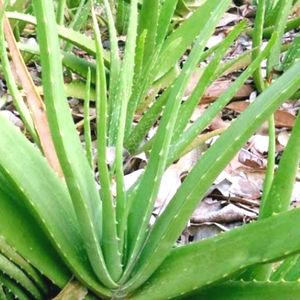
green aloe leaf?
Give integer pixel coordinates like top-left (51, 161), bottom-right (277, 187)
top-left (131, 206), bottom-right (300, 299)
top-left (113, 0), bottom-right (139, 250)
top-left (0, 12), bottom-right (38, 145)
top-left (155, 0), bottom-right (178, 47)
top-left (0, 273), bottom-right (31, 300)
top-left (137, 0), bottom-right (160, 68)
top-left (0, 181), bottom-right (70, 288)
top-left (271, 255), bottom-right (300, 281)
top-left (64, 0), bottom-right (91, 52)
top-left (84, 69), bottom-right (93, 168)
top-left (0, 283), bottom-right (5, 300)
top-left (0, 252), bottom-right (42, 299)
top-left (171, 20), bottom-right (246, 143)
top-left (102, 0), bottom-right (121, 133)
top-left (6, 11), bottom-right (109, 62)
top-left (0, 236), bottom-right (47, 293)
top-left (125, 50), bottom-right (300, 293)
top-left (267, 0), bottom-right (293, 74)
top-left (260, 100), bottom-right (300, 218)
top-left (92, 7), bottom-right (122, 282)
top-left (123, 0), bottom-right (178, 140)
top-left (283, 257), bottom-right (300, 281)
top-left (167, 34), bottom-right (276, 164)
top-left (32, 0), bottom-right (116, 288)
top-left (156, 0), bottom-right (226, 78)
top-left (0, 115), bottom-right (109, 297)
top-left (123, 0), bottom-right (231, 284)
top-left (190, 281), bottom-right (300, 300)
top-left (281, 33), bottom-right (300, 71)
top-left (16, 42), bottom-right (98, 83)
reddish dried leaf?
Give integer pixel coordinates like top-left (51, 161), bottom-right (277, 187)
top-left (227, 101), bottom-right (296, 128)
top-left (1, 6), bottom-right (63, 176)
top-left (201, 80), bottom-right (253, 104)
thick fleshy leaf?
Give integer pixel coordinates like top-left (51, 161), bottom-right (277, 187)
top-left (131, 207), bottom-right (300, 299)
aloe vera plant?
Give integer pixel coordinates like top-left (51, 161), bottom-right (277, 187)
top-left (0, 0), bottom-right (300, 299)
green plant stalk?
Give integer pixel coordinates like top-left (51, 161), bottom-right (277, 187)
top-left (0, 252), bottom-right (42, 299)
top-left (124, 0), bottom-right (221, 146)
top-left (17, 41), bottom-right (98, 83)
top-left (32, 0), bottom-right (116, 288)
top-left (252, 0), bottom-right (266, 92)
top-left (0, 15), bottom-right (39, 146)
top-left (114, 0), bottom-right (138, 250)
top-left (171, 21), bottom-right (246, 144)
top-left (242, 116), bottom-right (275, 281)
top-left (178, 128), bottom-right (226, 158)
top-left (92, 6), bottom-right (123, 282)
top-left (267, 0), bottom-right (293, 74)
top-left (156, 0), bottom-right (228, 79)
top-left (0, 117), bottom-right (110, 296)
top-left (64, 0), bottom-right (90, 51)
top-left (281, 33), bottom-right (300, 71)
top-left (241, 0), bottom-right (275, 281)
top-left (247, 0), bottom-right (300, 281)
top-left (126, 87), bottom-right (170, 154)
top-left (37, 80), bottom-right (96, 101)
top-left (260, 109), bottom-right (300, 218)
top-left (271, 255), bottom-right (300, 281)
top-left (124, 48), bottom-right (161, 145)
top-left (123, 0), bottom-right (178, 143)
top-left (137, 0), bottom-right (160, 69)
top-left (102, 0), bottom-right (121, 144)
top-left (0, 282), bottom-right (5, 300)
top-left (123, 0), bottom-right (163, 139)
top-left (246, 15), bottom-right (300, 39)
top-left (116, 0), bottom-right (129, 35)
top-left (131, 29), bottom-right (146, 90)
top-left (123, 53), bottom-right (300, 294)
top-left (123, 0), bottom-right (231, 284)
top-left (62, 51), bottom-right (98, 83)
top-left (84, 68), bottom-right (93, 168)
top-left (217, 48), bottom-right (253, 76)
top-left (64, 80), bottom-right (96, 100)
top-left (167, 36), bottom-right (276, 165)
top-left (0, 272), bottom-right (32, 300)
top-left (127, 46), bottom-right (254, 155)
top-left (189, 281), bottom-right (300, 300)
top-left (140, 22), bottom-right (245, 154)
top-left (0, 181), bottom-right (71, 289)
top-left (155, 0), bottom-right (179, 47)
top-left (282, 256), bottom-right (300, 280)
top-left (265, 0), bottom-right (282, 27)
top-left (266, 0), bottom-right (274, 13)
top-left (130, 206), bottom-right (300, 300)
top-left (261, 115), bottom-right (276, 210)
top-left (56, 0), bottom-right (66, 25)
top-left (0, 236), bottom-right (47, 293)
top-left (136, 65), bottom-right (180, 114)
top-left (6, 11), bottom-right (110, 63)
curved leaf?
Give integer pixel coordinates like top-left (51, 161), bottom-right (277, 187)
top-left (32, 0), bottom-right (115, 288)
top-left (0, 115), bottom-right (110, 297)
top-left (131, 207), bottom-right (300, 299)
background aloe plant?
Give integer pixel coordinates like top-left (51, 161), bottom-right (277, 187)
top-left (0, 0), bottom-right (300, 299)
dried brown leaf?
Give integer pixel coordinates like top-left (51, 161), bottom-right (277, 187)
top-left (1, 5), bottom-right (62, 176)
